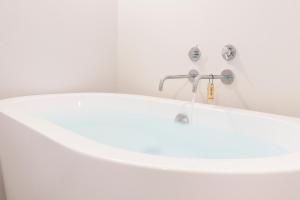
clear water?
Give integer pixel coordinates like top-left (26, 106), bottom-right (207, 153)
top-left (43, 110), bottom-right (288, 159)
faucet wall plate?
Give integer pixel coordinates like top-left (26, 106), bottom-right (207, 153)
top-left (221, 69), bottom-right (235, 85)
top-left (222, 45), bottom-right (236, 61)
top-left (188, 69), bottom-right (199, 83)
top-left (189, 46), bottom-right (201, 62)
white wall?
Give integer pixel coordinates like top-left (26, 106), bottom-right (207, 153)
top-left (0, 0), bottom-right (118, 99)
top-left (118, 0), bottom-right (300, 117)
top-left (0, 163), bottom-right (5, 200)
top-left (0, 0), bottom-right (118, 199)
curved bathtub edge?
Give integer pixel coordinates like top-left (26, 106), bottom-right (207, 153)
top-left (1, 104), bottom-right (300, 175)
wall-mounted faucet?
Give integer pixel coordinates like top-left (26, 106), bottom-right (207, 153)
top-left (159, 69), bottom-right (234, 93)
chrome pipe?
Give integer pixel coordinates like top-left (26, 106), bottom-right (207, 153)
top-left (192, 70), bottom-right (234, 93)
top-left (192, 75), bottom-right (224, 93)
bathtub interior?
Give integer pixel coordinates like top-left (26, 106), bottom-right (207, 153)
top-left (1, 94), bottom-right (300, 160)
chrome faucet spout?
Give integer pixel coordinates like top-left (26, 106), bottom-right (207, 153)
top-left (192, 75), bottom-right (205, 93)
top-left (159, 75), bottom-right (191, 91)
top-left (159, 71), bottom-right (199, 91)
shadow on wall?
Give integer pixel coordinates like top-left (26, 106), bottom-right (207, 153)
top-left (0, 162), bottom-right (6, 200)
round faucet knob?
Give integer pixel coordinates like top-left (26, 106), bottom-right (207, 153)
top-left (222, 44), bottom-right (236, 61)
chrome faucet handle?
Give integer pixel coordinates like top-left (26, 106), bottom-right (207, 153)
top-left (222, 45), bottom-right (236, 61)
top-left (159, 70), bottom-right (199, 91)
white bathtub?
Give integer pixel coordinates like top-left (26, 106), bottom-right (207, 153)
top-left (1, 93), bottom-right (300, 200)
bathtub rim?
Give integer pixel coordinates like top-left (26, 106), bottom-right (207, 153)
top-left (1, 92), bottom-right (300, 175)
